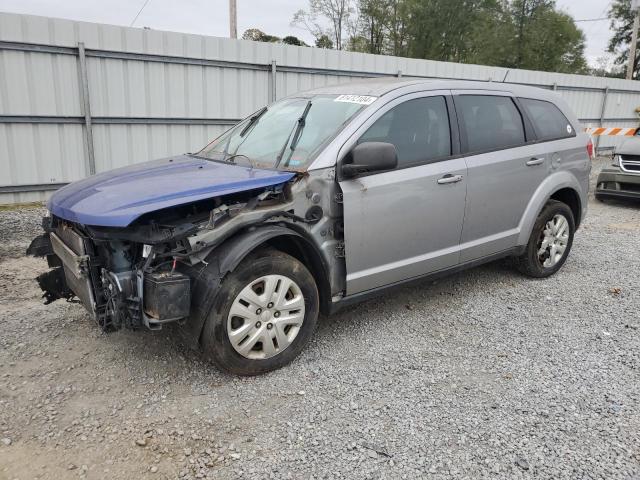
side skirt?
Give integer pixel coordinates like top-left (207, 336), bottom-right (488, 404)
top-left (328, 247), bottom-right (523, 315)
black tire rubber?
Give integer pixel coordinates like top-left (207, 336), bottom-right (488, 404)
top-left (201, 248), bottom-right (319, 376)
top-left (514, 199), bottom-right (575, 278)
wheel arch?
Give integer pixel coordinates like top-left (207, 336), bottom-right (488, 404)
top-left (216, 226), bottom-right (331, 313)
top-left (178, 224), bottom-right (332, 349)
top-left (549, 187), bottom-right (582, 228)
top-left (516, 172), bottom-right (585, 247)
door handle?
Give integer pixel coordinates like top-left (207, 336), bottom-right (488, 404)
top-left (437, 174), bottom-right (463, 184)
top-left (526, 157), bottom-right (545, 166)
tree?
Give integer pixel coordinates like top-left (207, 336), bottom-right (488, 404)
top-left (405, 0), bottom-right (505, 64)
top-left (315, 34), bottom-right (335, 48)
top-left (292, 0), bottom-right (354, 50)
top-left (357, 0), bottom-right (388, 54)
top-left (292, 0), bottom-right (587, 74)
top-left (589, 55), bottom-right (625, 78)
top-left (346, 0), bottom-right (409, 55)
top-left (282, 35), bottom-right (309, 46)
top-left (241, 28), bottom-right (281, 43)
top-left (386, 0), bottom-right (410, 56)
top-left (608, 0), bottom-right (639, 78)
top-left (506, 0), bottom-right (587, 73)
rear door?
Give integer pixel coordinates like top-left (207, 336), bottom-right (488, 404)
top-left (339, 91), bottom-right (467, 295)
top-left (452, 91), bottom-right (546, 262)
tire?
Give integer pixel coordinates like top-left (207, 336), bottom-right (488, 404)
top-left (201, 248), bottom-right (319, 375)
top-left (514, 200), bottom-right (575, 278)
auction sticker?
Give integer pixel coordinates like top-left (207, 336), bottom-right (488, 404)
top-left (334, 95), bottom-right (377, 105)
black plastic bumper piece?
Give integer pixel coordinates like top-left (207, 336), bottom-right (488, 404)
top-left (36, 267), bottom-right (74, 304)
top-left (143, 272), bottom-right (191, 322)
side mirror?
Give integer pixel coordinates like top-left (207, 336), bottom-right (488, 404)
top-left (341, 142), bottom-right (398, 178)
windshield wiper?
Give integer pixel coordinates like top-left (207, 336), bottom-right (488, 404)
top-left (239, 106), bottom-right (267, 137)
top-left (220, 107), bottom-right (268, 163)
top-left (275, 100), bottom-right (312, 169)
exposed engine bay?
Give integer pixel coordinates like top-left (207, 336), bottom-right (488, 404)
top-left (27, 170), bottom-right (344, 337)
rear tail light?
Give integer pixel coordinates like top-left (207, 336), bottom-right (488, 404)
top-left (587, 138), bottom-right (594, 159)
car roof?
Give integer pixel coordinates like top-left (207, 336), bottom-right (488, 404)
top-left (291, 77), bottom-right (578, 126)
top-left (294, 77), bottom-right (555, 100)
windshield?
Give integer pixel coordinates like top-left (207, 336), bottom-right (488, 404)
top-left (198, 95), bottom-right (372, 170)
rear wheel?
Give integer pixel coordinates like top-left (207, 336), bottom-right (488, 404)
top-left (514, 200), bottom-right (574, 278)
top-left (201, 248), bottom-right (319, 375)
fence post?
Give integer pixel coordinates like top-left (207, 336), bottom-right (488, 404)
top-left (596, 86), bottom-right (610, 153)
top-left (269, 60), bottom-right (277, 103)
top-left (77, 42), bottom-right (96, 175)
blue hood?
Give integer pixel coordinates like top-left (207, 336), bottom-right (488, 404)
top-left (48, 155), bottom-right (295, 227)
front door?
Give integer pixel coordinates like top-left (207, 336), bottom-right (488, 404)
top-left (339, 93), bottom-right (467, 295)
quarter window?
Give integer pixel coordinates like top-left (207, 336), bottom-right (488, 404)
top-left (456, 95), bottom-right (525, 153)
top-left (358, 96), bottom-right (451, 167)
top-left (519, 98), bottom-right (575, 140)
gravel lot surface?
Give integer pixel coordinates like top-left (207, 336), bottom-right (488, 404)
top-left (1, 157), bottom-right (639, 480)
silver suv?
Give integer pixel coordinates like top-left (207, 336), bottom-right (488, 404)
top-left (29, 79), bottom-right (591, 375)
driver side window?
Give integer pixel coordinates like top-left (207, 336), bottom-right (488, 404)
top-left (358, 96), bottom-right (451, 168)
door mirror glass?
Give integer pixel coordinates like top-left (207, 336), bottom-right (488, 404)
top-left (342, 142), bottom-right (398, 178)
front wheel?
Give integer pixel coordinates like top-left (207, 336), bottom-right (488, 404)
top-left (514, 200), bottom-right (575, 278)
top-left (201, 248), bottom-right (319, 375)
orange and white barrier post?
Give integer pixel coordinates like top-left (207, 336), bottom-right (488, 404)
top-left (584, 127), bottom-right (638, 137)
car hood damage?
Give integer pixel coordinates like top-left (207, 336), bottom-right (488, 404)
top-left (28, 153), bottom-right (342, 337)
top-left (47, 155), bottom-right (295, 227)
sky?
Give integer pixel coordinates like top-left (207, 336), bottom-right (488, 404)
top-left (0, 0), bottom-right (616, 68)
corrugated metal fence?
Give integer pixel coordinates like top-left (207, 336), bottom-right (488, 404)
top-left (1, 11), bottom-right (640, 204)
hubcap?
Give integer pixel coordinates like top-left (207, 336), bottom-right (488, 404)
top-left (537, 214), bottom-right (569, 268)
top-left (226, 274), bottom-right (305, 360)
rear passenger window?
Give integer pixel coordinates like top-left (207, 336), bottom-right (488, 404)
top-left (519, 98), bottom-right (575, 140)
top-left (456, 95), bottom-right (525, 153)
top-left (359, 96), bottom-right (451, 167)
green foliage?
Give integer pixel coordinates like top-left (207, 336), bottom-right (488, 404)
top-left (282, 36), bottom-right (309, 46)
top-left (506, 0), bottom-right (587, 73)
top-left (241, 28), bottom-right (281, 43)
top-left (294, 0), bottom-right (588, 74)
top-left (241, 30), bottom-right (308, 47)
top-left (608, 0), bottom-right (638, 78)
top-left (315, 34), bottom-right (335, 48)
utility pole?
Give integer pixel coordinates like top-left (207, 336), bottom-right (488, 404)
top-left (627, 0), bottom-right (640, 80)
top-left (229, 0), bottom-right (237, 39)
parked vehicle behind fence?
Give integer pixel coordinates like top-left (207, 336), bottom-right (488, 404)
top-left (28, 79), bottom-right (591, 375)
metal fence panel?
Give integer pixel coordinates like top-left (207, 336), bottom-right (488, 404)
top-left (2, 11), bottom-right (640, 204)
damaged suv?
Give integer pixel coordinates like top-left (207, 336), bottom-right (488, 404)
top-left (28, 79), bottom-right (591, 375)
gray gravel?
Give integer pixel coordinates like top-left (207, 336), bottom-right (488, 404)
top-left (1, 156), bottom-right (639, 479)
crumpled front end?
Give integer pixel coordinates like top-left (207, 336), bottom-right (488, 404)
top-left (27, 180), bottom-right (298, 331)
top-left (28, 214), bottom-right (192, 331)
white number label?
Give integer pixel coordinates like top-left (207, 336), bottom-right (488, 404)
top-left (334, 95), bottom-right (377, 105)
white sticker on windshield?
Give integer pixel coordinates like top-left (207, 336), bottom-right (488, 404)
top-left (334, 94), bottom-right (377, 105)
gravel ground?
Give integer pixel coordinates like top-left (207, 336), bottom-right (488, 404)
top-left (1, 156), bottom-right (639, 480)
